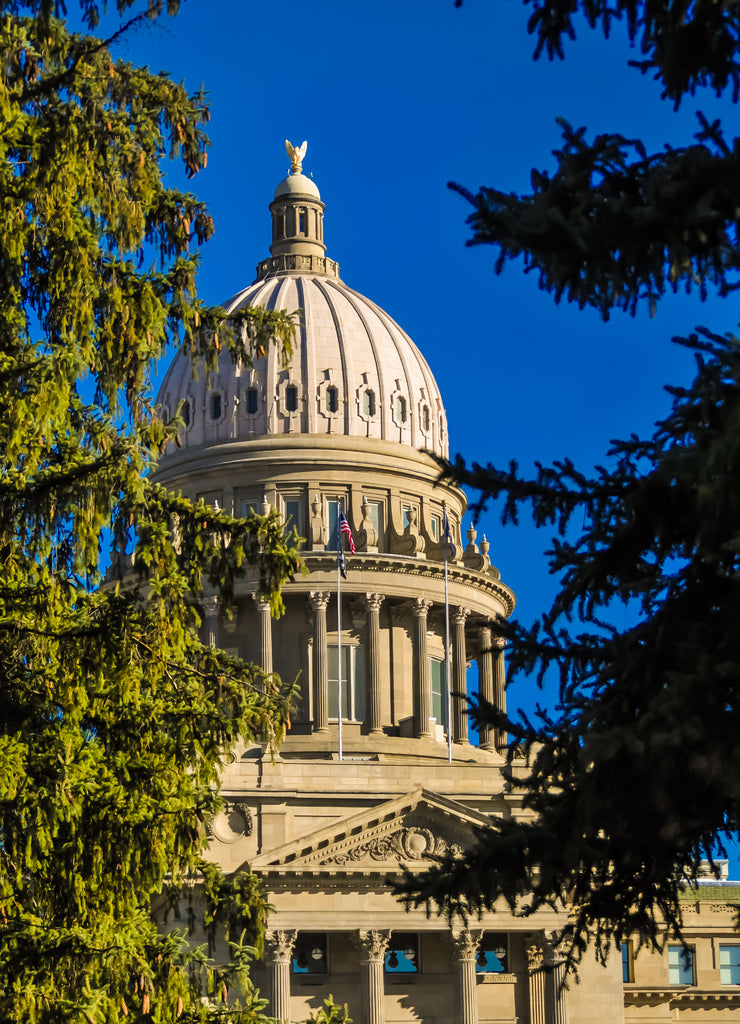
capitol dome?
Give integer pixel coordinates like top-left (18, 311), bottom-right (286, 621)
top-left (156, 157), bottom-right (448, 459)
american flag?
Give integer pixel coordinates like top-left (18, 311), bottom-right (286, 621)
top-left (339, 511), bottom-right (355, 553)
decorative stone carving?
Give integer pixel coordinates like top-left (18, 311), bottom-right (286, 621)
top-left (309, 493), bottom-right (327, 549)
top-left (463, 525), bottom-right (490, 572)
top-left (207, 801), bottom-right (253, 844)
top-left (451, 929), bottom-right (483, 958)
top-left (395, 504), bottom-right (426, 556)
top-left (355, 496), bottom-right (378, 552)
top-left (357, 929), bottom-right (391, 960)
top-left (527, 942), bottom-right (545, 972)
top-left (322, 825), bottom-right (461, 865)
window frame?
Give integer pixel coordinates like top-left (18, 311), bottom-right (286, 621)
top-left (720, 945), bottom-right (740, 985)
top-left (328, 642), bottom-right (365, 722)
top-left (668, 944), bottom-right (695, 986)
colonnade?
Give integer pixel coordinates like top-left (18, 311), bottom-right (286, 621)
top-left (304, 591), bottom-right (506, 744)
top-left (264, 928), bottom-right (568, 1024)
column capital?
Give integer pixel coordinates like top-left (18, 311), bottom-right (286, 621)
top-left (308, 590), bottom-right (330, 611)
top-left (527, 941), bottom-right (545, 972)
top-left (253, 594), bottom-right (272, 613)
top-left (201, 594), bottom-right (219, 619)
top-left (364, 592), bottom-right (385, 614)
top-left (493, 635), bottom-right (507, 650)
top-left (265, 929), bottom-right (297, 962)
top-left (452, 606), bottom-right (470, 626)
top-left (411, 597), bottom-right (433, 618)
top-left (356, 929), bottom-right (391, 960)
top-left (451, 929), bottom-right (483, 959)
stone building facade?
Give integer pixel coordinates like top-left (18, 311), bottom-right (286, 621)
top-left (154, 148), bottom-right (740, 1024)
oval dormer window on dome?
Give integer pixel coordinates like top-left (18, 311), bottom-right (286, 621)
top-left (180, 398), bottom-right (192, 428)
top-left (210, 393), bottom-right (222, 421)
top-left (395, 395), bottom-right (407, 424)
top-left (363, 389), bottom-right (376, 417)
top-left (286, 385), bottom-right (298, 413)
top-left (421, 404), bottom-right (430, 433)
top-left (245, 386), bottom-right (259, 415)
top-left (326, 386), bottom-right (338, 414)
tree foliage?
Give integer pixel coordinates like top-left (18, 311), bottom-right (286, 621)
top-left (398, 0), bottom-right (740, 972)
top-left (0, 1), bottom-right (300, 1021)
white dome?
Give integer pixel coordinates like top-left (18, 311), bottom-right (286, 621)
top-left (157, 168), bottom-right (449, 459)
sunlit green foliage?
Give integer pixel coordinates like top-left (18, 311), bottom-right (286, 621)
top-left (398, 0), bottom-right (740, 974)
top-left (0, 1), bottom-right (299, 1020)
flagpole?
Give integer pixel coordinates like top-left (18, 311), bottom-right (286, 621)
top-left (443, 501), bottom-right (452, 765)
top-left (337, 500), bottom-right (343, 763)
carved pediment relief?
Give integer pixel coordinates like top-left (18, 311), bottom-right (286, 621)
top-left (251, 787), bottom-right (491, 874)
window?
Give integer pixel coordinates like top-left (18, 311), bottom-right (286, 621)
top-left (328, 644), bottom-right (365, 721)
top-left (430, 656), bottom-right (445, 725)
top-left (668, 945), bottom-right (695, 985)
top-left (395, 395), bottom-right (407, 423)
top-left (326, 386), bottom-right (338, 413)
top-left (245, 386), bottom-right (259, 414)
top-left (283, 497), bottom-right (303, 542)
top-left (385, 933), bottom-right (418, 974)
top-left (299, 210), bottom-right (307, 233)
top-left (476, 934), bottom-right (508, 974)
top-left (720, 946), bottom-right (740, 985)
top-left (285, 384), bottom-right (298, 412)
top-left (363, 389), bottom-right (376, 417)
top-left (292, 933), bottom-right (327, 975)
top-left (180, 399), bottom-right (191, 427)
top-left (210, 393), bottom-right (222, 420)
top-left (430, 515), bottom-right (440, 542)
top-left (421, 404), bottom-right (430, 432)
top-left (621, 942), bottom-right (634, 983)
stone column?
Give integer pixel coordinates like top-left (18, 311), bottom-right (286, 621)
top-left (254, 596), bottom-right (273, 674)
top-left (201, 595), bottom-right (219, 648)
top-left (477, 623), bottom-right (494, 750)
top-left (527, 942), bottom-right (547, 1024)
top-left (265, 929), bottom-right (296, 1024)
top-left (452, 607), bottom-right (470, 743)
top-left (544, 935), bottom-right (569, 1024)
top-left (309, 592), bottom-right (330, 733)
top-left (412, 598), bottom-right (433, 738)
top-left (451, 930), bottom-right (482, 1024)
top-left (357, 930), bottom-right (390, 1024)
top-left (365, 594), bottom-right (385, 735)
top-left (493, 637), bottom-right (507, 753)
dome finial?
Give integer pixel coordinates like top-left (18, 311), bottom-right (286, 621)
top-left (285, 139), bottom-right (307, 174)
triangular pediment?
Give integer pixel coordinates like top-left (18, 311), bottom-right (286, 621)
top-left (251, 788), bottom-right (491, 874)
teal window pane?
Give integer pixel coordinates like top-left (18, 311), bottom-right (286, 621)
top-left (720, 946), bottom-right (740, 985)
top-left (668, 946), bottom-right (694, 985)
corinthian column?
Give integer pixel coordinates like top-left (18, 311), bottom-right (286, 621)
top-left (357, 930), bottom-right (390, 1024)
top-left (544, 934), bottom-right (570, 1024)
top-left (493, 637), bottom-right (507, 753)
top-left (527, 942), bottom-right (547, 1024)
top-left (254, 596), bottom-right (273, 674)
top-left (452, 607), bottom-right (470, 743)
top-left (412, 598), bottom-right (433, 738)
top-left (365, 594), bottom-right (385, 735)
top-left (265, 930), bottom-right (296, 1024)
top-left (309, 592), bottom-right (330, 733)
top-left (477, 623), bottom-right (494, 750)
top-left (451, 930), bottom-right (482, 1024)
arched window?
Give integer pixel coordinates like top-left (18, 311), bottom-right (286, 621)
top-left (285, 385), bottom-right (298, 412)
top-left (181, 400), bottom-right (190, 427)
top-left (395, 395), bottom-right (407, 423)
top-left (326, 386), bottom-right (338, 413)
top-left (210, 393), bottom-right (222, 420)
top-left (246, 386), bottom-right (259, 414)
top-left (421, 404), bottom-right (430, 432)
top-left (363, 389), bottom-right (376, 417)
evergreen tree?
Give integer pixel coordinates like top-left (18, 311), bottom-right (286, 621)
top-left (399, 0), bottom-right (740, 970)
top-left (0, 1), bottom-right (300, 1020)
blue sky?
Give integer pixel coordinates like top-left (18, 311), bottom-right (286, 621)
top-left (109, 1), bottom-right (737, 859)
